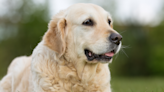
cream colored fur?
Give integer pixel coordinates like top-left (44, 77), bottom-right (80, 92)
top-left (0, 3), bottom-right (121, 92)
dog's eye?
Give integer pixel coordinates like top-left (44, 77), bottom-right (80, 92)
top-left (82, 19), bottom-right (93, 26)
top-left (108, 19), bottom-right (111, 25)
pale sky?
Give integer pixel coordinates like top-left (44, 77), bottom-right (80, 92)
top-left (49, 0), bottom-right (163, 26)
top-left (0, 0), bottom-right (163, 26)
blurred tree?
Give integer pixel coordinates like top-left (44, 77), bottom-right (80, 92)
top-left (147, 20), bottom-right (164, 76)
top-left (0, 0), bottom-right (49, 78)
top-left (110, 24), bottom-right (151, 77)
top-left (0, 0), bottom-right (164, 79)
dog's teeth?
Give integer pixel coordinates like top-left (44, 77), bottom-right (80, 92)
top-left (89, 52), bottom-right (92, 56)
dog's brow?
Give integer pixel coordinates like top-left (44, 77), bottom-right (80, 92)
top-left (107, 16), bottom-right (112, 22)
top-left (106, 12), bottom-right (112, 19)
top-left (82, 14), bottom-right (94, 21)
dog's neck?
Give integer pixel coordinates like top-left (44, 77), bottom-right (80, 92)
top-left (75, 61), bottom-right (98, 81)
top-left (61, 54), bottom-right (109, 83)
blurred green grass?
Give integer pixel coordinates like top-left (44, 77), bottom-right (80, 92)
top-left (111, 77), bottom-right (164, 92)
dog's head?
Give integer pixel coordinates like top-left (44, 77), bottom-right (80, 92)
top-left (43, 3), bottom-right (122, 63)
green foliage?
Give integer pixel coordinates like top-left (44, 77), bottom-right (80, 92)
top-left (0, 0), bottom-right (164, 79)
top-left (147, 21), bottom-right (164, 75)
top-left (0, 0), bottom-right (48, 78)
top-left (110, 22), bottom-right (164, 77)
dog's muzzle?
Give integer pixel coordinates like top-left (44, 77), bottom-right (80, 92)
top-left (84, 33), bottom-right (122, 63)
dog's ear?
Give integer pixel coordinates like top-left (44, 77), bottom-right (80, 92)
top-left (43, 11), bottom-right (66, 57)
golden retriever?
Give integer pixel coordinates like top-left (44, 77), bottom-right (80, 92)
top-left (0, 3), bottom-right (122, 92)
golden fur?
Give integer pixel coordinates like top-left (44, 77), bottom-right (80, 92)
top-left (0, 3), bottom-right (121, 92)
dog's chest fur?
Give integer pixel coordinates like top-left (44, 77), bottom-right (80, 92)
top-left (34, 62), bottom-right (110, 92)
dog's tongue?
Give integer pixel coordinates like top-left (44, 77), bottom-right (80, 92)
top-left (105, 52), bottom-right (114, 57)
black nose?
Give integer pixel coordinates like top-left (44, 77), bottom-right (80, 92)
top-left (109, 33), bottom-right (122, 45)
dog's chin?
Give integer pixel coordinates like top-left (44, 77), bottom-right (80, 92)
top-left (84, 49), bottom-right (115, 63)
top-left (86, 58), bottom-right (113, 63)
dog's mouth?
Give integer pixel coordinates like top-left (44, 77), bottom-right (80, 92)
top-left (84, 49), bottom-right (115, 62)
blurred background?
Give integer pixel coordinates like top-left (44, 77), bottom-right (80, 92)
top-left (0, 0), bottom-right (164, 91)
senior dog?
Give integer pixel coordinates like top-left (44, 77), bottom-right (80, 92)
top-left (0, 3), bottom-right (122, 92)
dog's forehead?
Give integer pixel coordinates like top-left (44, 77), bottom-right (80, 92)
top-left (66, 3), bottom-right (112, 23)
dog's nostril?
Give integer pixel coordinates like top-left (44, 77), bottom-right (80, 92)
top-left (109, 33), bottom-right (122, 45)
top-left (114, 37), bottom-right (118, 41)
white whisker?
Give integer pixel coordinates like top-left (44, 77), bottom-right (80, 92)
top-left (114, 51), bottom-right (120, 60)
top-left (121, 45), bottom-right (131, 49)
top-left (121, 48), bottom-right (129, 58)
top-left (119, 30), bottom-right (127, 35)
